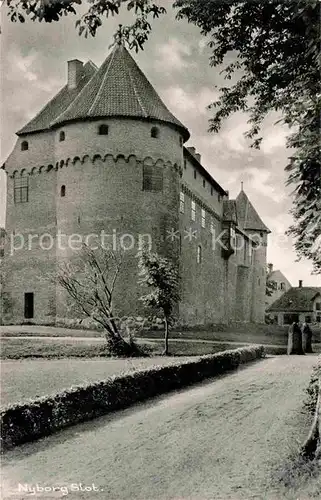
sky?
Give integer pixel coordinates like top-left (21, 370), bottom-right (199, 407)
top-left (0, 2), bottom-right (319, 287)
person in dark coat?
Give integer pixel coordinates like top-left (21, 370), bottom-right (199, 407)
top-left (302, 322), bottom-right (313, 353)
top-left (287, 321), bottom-right (305, 355)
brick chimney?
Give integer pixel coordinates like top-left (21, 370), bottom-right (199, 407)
top-left (68, 59), bottom-right (84, 89)
top-left (299, 280), bottom-right (303, 288)
top-left (268, 263), bottom-right (273, 274)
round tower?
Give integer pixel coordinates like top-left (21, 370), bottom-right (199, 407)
top-left (52, 45), bottom-right (190, 320)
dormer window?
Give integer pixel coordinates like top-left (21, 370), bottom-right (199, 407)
top-left (21, 141), bottom-right (28, 151)
top-left (60, 185), bottom-right (66, 197)
top-left (98, 124), bottom-right (109, 135)
top-left (59, 131), bottom-right (65, 142)
top-left (151, 127), bottom-right (160, 139)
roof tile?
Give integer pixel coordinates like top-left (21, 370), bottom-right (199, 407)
top-left (267, 287), bottom-right (321, 312)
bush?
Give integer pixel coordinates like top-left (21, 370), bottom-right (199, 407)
top-left (1, 345), bottom-right (264, 451)
top-left (304, 359), bottom-right (321, 414)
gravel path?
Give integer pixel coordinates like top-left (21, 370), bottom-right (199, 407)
top-left (2, 355), bottom-right (319, 500)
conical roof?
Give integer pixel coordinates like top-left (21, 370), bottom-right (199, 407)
top-left (52, 44), bottom-right (190, 140)
top-left (17, 61), bottom-right (98, 135)
top-left (235, 190), bottom-right (270, 233)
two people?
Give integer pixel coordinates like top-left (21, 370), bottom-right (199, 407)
top-left (287, 321), bottom-right (313, 355)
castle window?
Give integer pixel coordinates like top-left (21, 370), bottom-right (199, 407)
top-left (21, 141), bottom-right (28, 151)
top-left (98, 124), bottom-right (109, 135)
top-left (179, 137), bottom-right (183, 147)
top-left (197, 245), bottom-right (202, 264)
top-left (280, 282), bottom-right (285, 291)
top-left (194, 170), bottom-right (197, 180)
top-left (143, 165), bottom-right (163, 192)
top-left (203, 179), bottom-right (206, 188)
top-left (184, 159), bottom-right (187, 169)
top-left (59, 131), bottom-right (65, 142)
top-left (191, 200), bottom-right (196, 221)
top-left (180, 191), bottom-right (185, 214)
top-left (218, 194), bottom-right (222, 202)
top-left (151, 127), bottom-right (160, 139)
top-left (60, 185), bottom-right (66, 197)
top-left (211, 187), bottom-right (214, 196)
top-left (14, 175), bottom-right (29, 203)
top-left (316, 302), bottom-right (321, 311)
top-left (24, 292), bottom-right (34, 319)
top-left (201, 208), bottom-right (206, 228)
top-left (230, 227), bottom-right (236, 249)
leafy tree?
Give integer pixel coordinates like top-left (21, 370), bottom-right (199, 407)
top-left (6, 0), bottom-right (321, 272)
top-left (138, 249), bottom-right (180, 355)
top-left (57, 244), bottom-right (141, 356)
top-left (265, 278), bottom-right (277, 298)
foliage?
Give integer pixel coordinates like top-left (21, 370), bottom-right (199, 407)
top-left (174, 0), bottom-right (321, 273)
top-left (266, 279), bottom-right (277, 297)
top-left (304, 360), bottom-right (321, 414)
top-left (6, 0), bottom-right (167, 50)
top-left (6, 0), bottom-right (321, 271)
top-left (138, 250), bottom-right (180, 320)
top-left (138, 249), bottom-right (180, 354)
top-left (0, 345), bottom-right (264, 450)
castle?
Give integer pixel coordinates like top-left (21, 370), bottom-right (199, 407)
top-left (1, 44), bottom-right (270, 326)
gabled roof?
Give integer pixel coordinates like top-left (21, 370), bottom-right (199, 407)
top-left (183, 147), bottom-right (227, 196)
top-left (267, 287), bottom-right (321, 312)
top-left (235, 189), bottom-right (270, 233)
top-left (267, 270), bottom-right (292, 287)
top-left (17, 61), bottom-right (98, 135)
top-left (52, 44), bottom-right (190, 140)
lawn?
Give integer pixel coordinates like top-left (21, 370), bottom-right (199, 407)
top-left (0, 337), bottom-right (251, 359)
top-left (1, 356), bottom-right (196, 407)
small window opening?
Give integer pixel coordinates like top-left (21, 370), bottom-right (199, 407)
top-left (197, 245), bottom-right (202, 264)
top-left (180, 192), bottom-right (185, 214)
top-left (24, 292), bottom-right (34, 319)
top-left (151, 126), bottom-right (160, 138)
top-left (98, 124), bottom-right (109, 135)
top-left (201, 209), bottom-right (206, 228)
top-left (60, 185), bottom-right (66, 197)
top-left (59, 131), bottom-right (65, 142)
top-left (191, 200), bottom-right (196, 221)
top-left (21, 141), bottom-right (28, 151)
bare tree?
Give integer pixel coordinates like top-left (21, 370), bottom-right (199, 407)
top-left (57, 244), bottom-right (141, 356)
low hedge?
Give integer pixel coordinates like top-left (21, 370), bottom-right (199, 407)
top-left (1, 345), bottom-right (264, 451)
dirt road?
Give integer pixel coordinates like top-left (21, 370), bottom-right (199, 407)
top-left (2, 355), bottom-right (319, 500)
